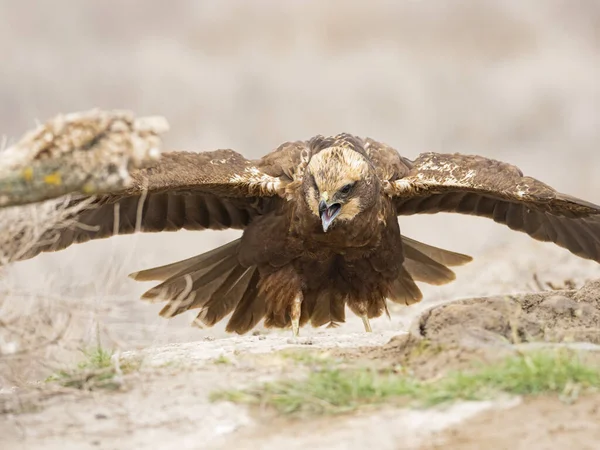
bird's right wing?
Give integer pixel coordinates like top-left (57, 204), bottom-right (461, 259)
top-left (389, 152), bottom-right (600, 263)
top-left (13, 149), bottom-right (288, 262)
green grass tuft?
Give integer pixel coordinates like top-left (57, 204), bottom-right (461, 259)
top-left (211, 350), bottom-right (600, 416)
top-left (79, 346), bottom-right (114, 370)
top-left (454, 350), bottom-right (598, 396)
top-left (278, 349), bottom-right (337, 365)
top-left (47, 346), bottom-right (139, 390)
top-left (213, 354), bottom-right (233, 365)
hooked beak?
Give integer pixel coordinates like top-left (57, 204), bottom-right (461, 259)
top-left (319, 200), bottom-right (342, 232)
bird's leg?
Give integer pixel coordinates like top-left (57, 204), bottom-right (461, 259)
top-left (291, 293), bottom-right (303, 337)
top-left (362, 315), bottom-right (372, 333)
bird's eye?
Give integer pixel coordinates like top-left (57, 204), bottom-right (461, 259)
top-left (311, 176), bottom-right (319, 192)
top-left (339, 183), bottom-right (354, 195)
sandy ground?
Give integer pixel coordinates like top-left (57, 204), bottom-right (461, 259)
top-left (3, 281), bottom-right (600, 449)
top-left (426, 395), bottom-right (600, 450)
top-left (1, 1), bottom-right (600, 449)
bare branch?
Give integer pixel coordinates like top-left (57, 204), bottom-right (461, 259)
top-left (0, 109), bottom-right (168, 208)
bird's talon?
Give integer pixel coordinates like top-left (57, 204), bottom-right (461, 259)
top-left (290, 294), bottom-right (302, 338)
top-left (362, 316), bottom-right (372, 333)
top-left (291, 320), bottom-right (300, 337)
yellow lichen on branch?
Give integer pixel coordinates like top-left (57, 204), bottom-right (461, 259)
top-left (0, 109), bottom-right (168, 208)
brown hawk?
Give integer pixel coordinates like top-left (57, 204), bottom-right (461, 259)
top-left (17, 134), bottom-right (600, 335)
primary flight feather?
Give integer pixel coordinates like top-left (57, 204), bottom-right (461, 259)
top-left (16, 134), bottom-right (600, 335)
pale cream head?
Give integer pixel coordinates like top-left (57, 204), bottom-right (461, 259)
top-left (303, 146), bottom-right (378, 231)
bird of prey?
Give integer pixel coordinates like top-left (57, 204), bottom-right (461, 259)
top-left (20, 134), bottom-right (600, 336)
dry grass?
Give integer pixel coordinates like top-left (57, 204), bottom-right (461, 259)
top-left (0, 196), bottom-right (94, 265)
top-left (0, 197), bottom-right (93, 384)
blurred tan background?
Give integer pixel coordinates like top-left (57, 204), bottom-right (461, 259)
top-left (1, 1), bottom-right (600, 363)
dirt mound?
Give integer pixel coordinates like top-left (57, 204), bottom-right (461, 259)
top-left (364, 280), bottom-right (600, 377)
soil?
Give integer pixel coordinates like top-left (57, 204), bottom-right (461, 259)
top-left (425, 395), bottom-right (600, 450)
top-left (358, 281), bottom-right (600, 379)
top-left (2, 280), bottom-right (600, 450)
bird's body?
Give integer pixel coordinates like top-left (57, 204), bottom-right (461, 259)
top-left (238, 174), bottom-right (402, 332)
top-left (17, 133), bottom-right (600, 335)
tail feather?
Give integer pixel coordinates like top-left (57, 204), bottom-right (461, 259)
top-left (139, 269), bottom-right (201, 304)
top-left (401, 236), bottom-right (472, 287)
top-left (129, 235), bottom-right (473, 334)
top-left (129, 239), bottom-right (260, 325)
top-left (141, 261), bottom-right (223, 303)
top-left (197, 266), bottom-right (256, 327)
top-left (300, 292), bottom-right (317, 327)
top-left (388, 267), bottom-right (423, 305)
top-left (310, 290), bottom-right (346, 328)
top-left (146, 254), bottom-right (238, 304)
top-left (131, 238), bottom-right (268, 334)
top-left (401, 236), bottom-right (472, 267)
top-left (402, 244), bottom-right (456, 285)
top-left (225, 271), bottom-right (267, 334)
top-left (129, 239), bottom-right (241, 282)
top-left (157, 257), bottom-right (240, 317)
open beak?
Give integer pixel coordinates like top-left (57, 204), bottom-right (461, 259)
top-left (319, 200), bottom-right (342, 232)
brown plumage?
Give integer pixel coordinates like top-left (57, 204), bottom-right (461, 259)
top-left (15, 134), bottom-right (600, 335)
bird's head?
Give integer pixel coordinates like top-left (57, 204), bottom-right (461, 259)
top-left (304, 146), bottom-right (379, 232)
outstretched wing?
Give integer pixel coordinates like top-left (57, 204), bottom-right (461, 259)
top-left (17, 149), bottom-right (285, 261)
top-left (389, 152), bottom-right (600, 262)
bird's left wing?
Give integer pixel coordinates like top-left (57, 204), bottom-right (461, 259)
top-left (389, 152), bottom-right (600, 263)
top-left (14, 149), bottom-right (285, 262)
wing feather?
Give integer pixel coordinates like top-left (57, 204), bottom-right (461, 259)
top-left (391, 152), bottom-right (600, 262)
top-left (15, 150), bottom-right (284, 261)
